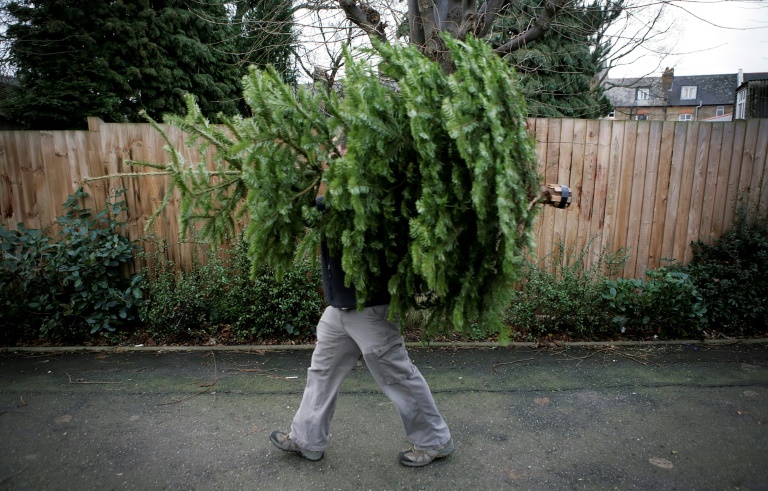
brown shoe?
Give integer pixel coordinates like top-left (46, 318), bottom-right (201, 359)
top-left (398, 439), bottom-right (454, 467)
top-left (269, 430), bottom-right (324, 461)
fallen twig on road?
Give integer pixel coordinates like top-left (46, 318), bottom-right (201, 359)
top-left (492, 358), bottom-right (535, 373)
top-left (554, 346), bottom-right (661, 368)
top-left (66, 373), bottom-right (122, 384)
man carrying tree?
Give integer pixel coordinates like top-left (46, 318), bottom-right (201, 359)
top-left (269, 135), bottom-right (454, 467)
top-left (133, 34), bottom-right (570, 468)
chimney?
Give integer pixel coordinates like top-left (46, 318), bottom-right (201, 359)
top-left (661, 67), bottom-right (674, 94)
top-left (738, 69), bottom-right (744, 86)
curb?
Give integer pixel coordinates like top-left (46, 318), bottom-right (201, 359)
top-left (1, 338), bottom-right (767, 354)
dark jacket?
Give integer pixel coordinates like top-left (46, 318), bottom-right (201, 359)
top-left (316, 197), bottom-right (391, 309)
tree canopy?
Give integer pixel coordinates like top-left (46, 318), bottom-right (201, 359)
top-left (1, 0), bottom-right (298, 129)
top-left (490, 0), bottom-right (619, 118)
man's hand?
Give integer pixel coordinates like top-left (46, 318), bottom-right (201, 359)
top-left (540, 184), bottom-right (572, 209)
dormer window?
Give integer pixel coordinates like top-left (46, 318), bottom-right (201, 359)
top-left (681, 86), bottom-right (697, 100)
top-left (636, 88), bottom-right (650, 100)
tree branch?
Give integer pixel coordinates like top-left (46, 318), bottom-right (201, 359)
top-left (493, 0), bottom-right (569, 55)
top-left (338, 0), bottom-right (388, 45)
top-left (473, 0), bottom-right (510, 39)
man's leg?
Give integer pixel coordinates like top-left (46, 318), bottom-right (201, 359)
top-left (343, 306), bottom-right (452, 452)
top-left (288, 307), bottom-right (361, 452)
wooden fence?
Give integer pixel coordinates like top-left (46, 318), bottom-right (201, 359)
top-left (1, 117), bottom-right (767, 278)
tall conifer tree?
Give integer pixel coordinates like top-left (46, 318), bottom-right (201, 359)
top-left (3, 0), bottom-right (242, 129)
top-left (490, 0), bottom-right (619, 118)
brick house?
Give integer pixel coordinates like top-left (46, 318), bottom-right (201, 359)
top-left (604, 69), bottom-right (768, 122)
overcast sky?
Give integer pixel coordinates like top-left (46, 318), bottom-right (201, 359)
top-left (610, 0), bottom-right (768, 77)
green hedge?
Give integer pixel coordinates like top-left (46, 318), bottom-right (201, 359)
top-left (139, 237), bottom-right (324, 342)
top-left (0, 188), bottom-right (142, 343)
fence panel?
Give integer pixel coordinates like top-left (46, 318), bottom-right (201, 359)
top-left (1, 118), bottom-right (767, 279)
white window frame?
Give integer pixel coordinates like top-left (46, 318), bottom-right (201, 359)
top-left (735, 90), bottom-right (747, 119)
top-left (716, 106), bottom-right (725, 117)
top-left (636, 88), bottom-right (650, 100)
top-left (681, 86), bottom-right (697, 100)
top-left (679, 114), bottom-right (693, 122)
top-left (607, 110), bottom-right (615, 119)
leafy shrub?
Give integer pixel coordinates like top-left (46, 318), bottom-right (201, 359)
top-left (681, 207), bottom-right (768, 334)
top-left (0, 188), bottom-right (142, 342)
top-left (138, 249), bottom-right (227, 341)
top-left (602, 268), bottom-right (707, 338)
top-left (505, 241), bottom-right (627, 339)
top-left (139, 236), bottom-right (324, 342)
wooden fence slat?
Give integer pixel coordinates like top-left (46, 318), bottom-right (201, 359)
top-left (711, 122), bottom-right (736, 240)
top-left (737, 119), bottom-right (761, 210)
top-left (39, 131), bottom-right (66, 229)
top-left (538, 118), bottom-right (561, 265)
top-left (612, 121), bottom-right (637, 267)
top-left (751, 118), bottom-right (768, 221)
top-left (554, 119), bottom-right (575, 263)
top-left (564, 119), bottom-right (586, 261)
top-left (698, 122), bottom-right (724, 244)
top-left (648, 121), bottom-right (676, 270)
top-left (724, 121), bottom-right (748, 226)
top-left (683, 123), bottom-right (712, 263)
top-left (624, 121), bottom-right (655, 276)
top-left (662, 123), bottom-right (687, 262)
top-left (601, 121), bottom-right (625, 260)
top-left (83, 123), bottom-right (109, 211)
top-left (532, 118), bottom-right (548, 254)
top-left (672, 123), bottom-right (699, 262)
top-left (0, 133), bottom-right (20, 229)
top-left (51, 132), bottom-right (78, 223)
top-left (624, 121), bottom-right (650, 278)
top-left (13, 132), bottom-right (43, 230)
top-left (577, 120), bottom-right (600, 261)
top-left (634, 121), bottom-right (662, 277)
top-left (589, 120), bottom-right (613, 270)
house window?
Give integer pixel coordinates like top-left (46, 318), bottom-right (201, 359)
top-left (735, 90), bottom-right (747, 119)
top-left (679, 114), bottom-right (693, 122)
top-left (635, 114), bottom-right (648, 121)
top-left (636, 88), bottom-right (650, 100)
top-left (716, 106), bottom-right (725, 117)
top-left (681, 86), bottom-right (697, 100)
top-left (608, 110), bottom-right (615, 119)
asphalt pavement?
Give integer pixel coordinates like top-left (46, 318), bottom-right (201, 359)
top-left (1, 341), bottom-right (767, 490)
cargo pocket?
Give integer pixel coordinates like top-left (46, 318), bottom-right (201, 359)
top-left (369, 339), bottom-right (414, 385)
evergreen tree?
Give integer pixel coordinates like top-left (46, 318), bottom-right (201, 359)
top-left (136, 36), bottom-right (541, 339)
top-left (490, 0), bottom-right (618, 118)
top-left (2, 0), bottom-right (242, 129)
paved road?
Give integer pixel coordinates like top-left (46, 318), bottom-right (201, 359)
top-left (1, 342), bottom-right (767, 490)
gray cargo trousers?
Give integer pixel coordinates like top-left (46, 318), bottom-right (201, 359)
top-left (289, 305), bottom-right (452, 452)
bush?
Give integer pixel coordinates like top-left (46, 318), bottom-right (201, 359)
top-left (139, 236), bottom-right (324, 342)
top-left (681, 207), bottom-right (768, 335)
top-left (0, 188), bottom-right (142, 343)
top-left (602, 268), bottom-right (708, 338)
top-left (505, 241), bottom-right (627, 339)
